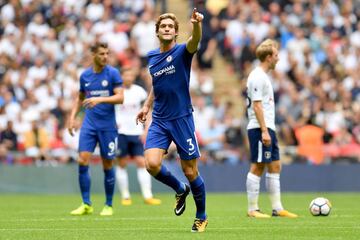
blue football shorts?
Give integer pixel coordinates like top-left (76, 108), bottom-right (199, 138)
top-left (116, 134), bottom-right (144, 158)
top-left (145, 114), bottom-right (200, 160)
top-left (78, 128), bottom-right (118, 160)
top-left (247, 128), bottom-right (280, 163)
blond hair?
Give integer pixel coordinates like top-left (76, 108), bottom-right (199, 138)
top-left (155, 13), bottom-right (179, 34)
top-left (255, 39), bottom-right (279, 62)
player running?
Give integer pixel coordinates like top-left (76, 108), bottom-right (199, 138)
top-left (136, 9), bottom-right (208, 232)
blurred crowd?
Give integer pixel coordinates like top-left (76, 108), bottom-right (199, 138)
top-left (195, 0), bottom-right (360, 165)
top-left (0, 0), bottom-right (359, 166)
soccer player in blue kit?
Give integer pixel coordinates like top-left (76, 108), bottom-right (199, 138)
top-left (136, 9), bottom-right (208, 232)
top-left (68, 42), bottom-right (124, 216)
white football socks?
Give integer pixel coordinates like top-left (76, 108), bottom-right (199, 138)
top-left (116, 166), bottom-right (130, 199)
top-left (246, 172), bottom-right (261, 212)
top-left (265, 173), bottom-right (283, 211)
top-left (137, 167), bottom-right (153, 199)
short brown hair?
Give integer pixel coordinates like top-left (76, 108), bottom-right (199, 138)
top-left (255, 39), bottom-right (278, 62)
top-left (90, 42), bottom-right (108, 53)
top-left (155, 13), bottom-right (179, 33)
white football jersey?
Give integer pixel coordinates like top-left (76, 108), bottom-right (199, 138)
top-left (115, 84), bottom-right (147, 135)
top-left (246, 66), bottom-right (276, 131)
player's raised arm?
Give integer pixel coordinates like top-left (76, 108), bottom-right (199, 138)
top-left (136, 87), bottom-right (154, 125)
top-left (68, 92), bottom-right (85, 136)
top-left (186, 8), bottom-right (203, 54)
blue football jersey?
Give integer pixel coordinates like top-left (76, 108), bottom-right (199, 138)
top-left (79, 65), bottom-right (123, 130)
top-left (147, 44), bottom-right (194, 120)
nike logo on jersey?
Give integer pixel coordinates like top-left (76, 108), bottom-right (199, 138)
top-left (175, 204), bottom-right (185, 215)
top-left (188, 150), bottom-right (196, 156)
top-left (85, 82), bottom-right (91, 87)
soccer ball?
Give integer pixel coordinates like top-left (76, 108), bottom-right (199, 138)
top-left (309, 197), bottom-right (332, 216)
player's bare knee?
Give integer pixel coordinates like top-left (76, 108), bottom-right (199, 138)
top-left (268, 162), bottom-right (281, 173)
top-left (117, 158), bottom-right (127, 168)
top-left (135, 156), bottom-right (146, 168)
top-left (145, 160), bottom-right (161, 176)
top-left (78, 156), bottom-right (90, 165)
top-left (102, 159), bottom-right (113, 170)
top-left (183, 168), bottom-right (197, 182)
top-left (250, 163), bottom-right (265, 176)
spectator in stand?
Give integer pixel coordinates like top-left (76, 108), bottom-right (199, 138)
top-left (130, 10), bottom-right (158, 68)
top-left (23, 120), bottom-right (50, 165)
top-left (0, 120), bottom-right (18, 164)
top-left (0, 120), bottom-right (17, 152)
top-left (295, 119), bottom-right (325, 165)
top-left (200, 117), bottom-right (226, 163)
top-left (1, 0), bottom-right (360, 165)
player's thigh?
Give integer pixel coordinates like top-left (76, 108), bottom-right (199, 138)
top-left (79, 128), bottom-right (98, 153)
top-left (117, 134), bottom-right (129, 158)
top-left (171, 115), bottom-right (200, 160)
top-left (145, 120), bottom-right (171, 153)
top-left (247, 128), bottom-right (273, 164)
top-left (97, 130), bottom-right (118, 160)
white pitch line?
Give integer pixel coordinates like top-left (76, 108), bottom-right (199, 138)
top-left (0, 226), bottom-right (359, 231)
top-left (0, 214), bottom-right (356, 223)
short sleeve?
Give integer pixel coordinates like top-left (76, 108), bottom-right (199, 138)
top-left (248, 76), bottom-right (264, 101)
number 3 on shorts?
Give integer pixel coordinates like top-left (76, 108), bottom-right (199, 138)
top-left (187, 138), bottom-right (195, 151)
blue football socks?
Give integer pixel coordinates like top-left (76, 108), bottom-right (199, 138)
top-left (190, 175), bottom-right (206, 220)
top-left (154, 165), bottom-right (185, 194)
top-left (104, 168), bottom-right (115, 206)
top-left (79, 165), bottom-right (91, 205)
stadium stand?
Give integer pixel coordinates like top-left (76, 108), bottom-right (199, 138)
top-left (0, 0), bottom-right (360, 165)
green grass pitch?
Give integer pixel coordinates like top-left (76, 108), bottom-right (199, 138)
top-left (0, 193), bottom-right (359, 240)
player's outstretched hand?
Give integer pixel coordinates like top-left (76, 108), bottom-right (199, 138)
top-left (136, 106), bottom-right (149, 125)
top-left (190, 8), bottom-right (204, 24)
